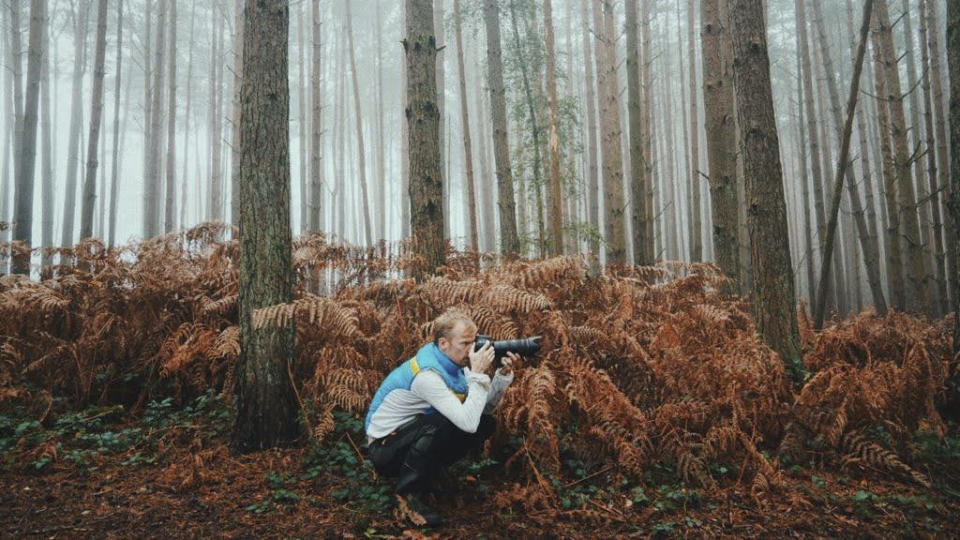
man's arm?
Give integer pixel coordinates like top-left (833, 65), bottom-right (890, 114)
top-left (410, 370), bottom-right (490, 433)
top-left (484, 369), bottom-right (515, 412)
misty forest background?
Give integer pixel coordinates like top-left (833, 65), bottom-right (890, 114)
top-left (2, 0), bottom-right (956, 325)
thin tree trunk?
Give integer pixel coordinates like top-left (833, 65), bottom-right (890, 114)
top-left (230, 0), bottom-right (244, 226)
top-left (810, 0), bottom-right (886, 316)
top-left (309, 0), bottom-right (323, 232)
top-left (144, 0), bottom-right (167, 239)
top-left (795, 73), bottom-right (816, 304)
top-left (944, 0), bottom-right (959, 392)
top-left (483, 0), bottom-right (520, 256)
top-left (700, 0), bottom-right (739, 283)
top-left (729, 0), bottom-right (802, 381)
top-left (9, 1), bottom-right (24, 214)
top-left (296, 1), bottom-right (307, 230)
top-left (178, 0), bottom-right (195, 234)
top-left (375, 0), bottom-right (385, 241)
top-left (40, 0), bottom-right (53, 264)
top-left (874, 0), bottom-right (928, 311)
top-left (12, 0), bottom-right (45, 275)
top-left (345, 0), bottom-right (373, 246)
top-left (813, 0), bottom-right (876, 329)
top-left (209, 6), bottom-right (223, 222)
top-left (687, 0), bottom-right (702, 261)
top-left (625, 0), bottom-right (649, 265)
top-left (453, 0), bottom-right (478, 251)
top-left (580, 0), bottom-right (600, 259)
top-left (164, 0), bottom-right (178, 233)
top-left (62, 5), bottom-right (89, 248)
top-left (641, 0), bottom-right (655, 261)
top-left (80, 0), bottom-right (109, 240)
top-left (112, 37), bottom-right (133, 249)
top-left (400, 1), bottom-right (411, 241)
top-left (543, 0), bottom-right (563, 256)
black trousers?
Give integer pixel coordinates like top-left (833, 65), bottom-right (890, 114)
top-left (367, 413), bottom-right (496, 495)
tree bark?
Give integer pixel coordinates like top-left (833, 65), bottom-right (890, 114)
top-left (209, 6), bottom-right (223, 223)
top-left (483, 0), bottom-right (520, 256)
top-left (144, 0), bottom-right (167, 239)
top-left (945, 0), bottom-right (960, 405)
top-left (543, 0), bottom-right (563, 256)
top-left (163, 0), bottom-right (177, 233)
top-left (700, 0), bottom-right (739, 284)
top-left (687, 0), bottom-right (702, 262)
top-left (626, 0), bottom-right (649, 265)
top-left (178, 0), bottom-right (195, 236)
top-left (40, 0), bottom-right (53, 264)
top-left (593, 0), bottom-right (627, 264)
top-left (309, 0), bottom-right (323, 232)
top-left (729, 0), bottom-right (802, 381)
top-left (62, 5), bottom-right (89, 248)
top-left (12, 0), bottom-right (45, 275)
top-left (406, 0), bottom-right (447, 279)
top-left (233, 0), bottom-right (301, 453)
top-left (580, 0), bottom-right (600, 260)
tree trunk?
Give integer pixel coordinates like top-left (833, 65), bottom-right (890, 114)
top-left (700, 0), bottom-right (739, 284)
top-left (62, 5), bottom-right (89, 248)
top-left (375, 1), bottom-right (386, 241)
top-left (400, 1), bottom-right (411, 241)
top-left (453, 0), bottom-right (478, 251)
top-left (309, 0), bottom-right (323, 232)
top-left (163, 0), bottom-right (177, 233)
top-left (871, 6), bottom-right (906, 310)
top-left (810, 0), bottom-right (886, 317)
top-left (233, 0), bottom-right (301, 453)
top-left (476, 72), bottom-right (496, 252)
top-left (795, 70), bottom-right (816, 304)
top-left (874, 0), bottom-right (928, 312)
top-left (543, 0), bottom-right (563, 256)
top-left (209, 6), bottom-right (223, 223)
top-left (944, 0), bottom-right (959, 401)
top-left (687, 0), bottom-right (702, 262)
top-left (625, 0), bottom-right (649, 265)
top-left (580, 0), bottom-right (600, 260)
top-left (593, 0), bottom-right (627, 264)
top-left (729, 0), bottom-right (802, 381)
top-left (230, 0), bottom-right (244, 227)
top-left (144, 0), bottom-right (167, 239)
top-left (406, 0), bottom-right (447, 279)
top-left (40, 1), bottom-right (53, 264)
top-left (813, 0), bottom-right (876, 329)
top-left (12, 0), bottom-right (45, 275)
top-left (483, 0), bottom-right (520, 256)
top-left (178, 0), bottom-right (195, 236)
top-left (346, 0), bottom-right (374, 246)
top-left (926, 0), bottom-right (956, 313)
top-left (9, 1), bottom-right (24, 219)
top-left (79, 0), bottom-right (108, 240)
top-left (112, 23), bottom-right (133, 249)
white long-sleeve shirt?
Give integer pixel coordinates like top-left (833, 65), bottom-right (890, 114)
top-left (365, 367), bottom-right (514, 441)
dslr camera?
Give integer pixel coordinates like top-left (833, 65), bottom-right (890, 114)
top-left (474, 334), bottom-right (541, 366)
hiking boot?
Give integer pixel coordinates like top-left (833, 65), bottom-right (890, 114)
top-left (400, 492), bottom-right (443, 527)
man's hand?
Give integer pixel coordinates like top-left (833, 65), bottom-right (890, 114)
top-left (498, 352), bottom-right (519, 376)
top-left (469, 340), bottom-right (494, 374)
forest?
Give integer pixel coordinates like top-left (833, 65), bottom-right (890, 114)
top-left (2, 0), bottom-right (960, 536)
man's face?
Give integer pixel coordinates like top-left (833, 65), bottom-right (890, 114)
top-left (438, 322), bottom-right (476, 366)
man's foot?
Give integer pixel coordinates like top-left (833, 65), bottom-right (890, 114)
top-left (397, 492), bottom-right (443, 527)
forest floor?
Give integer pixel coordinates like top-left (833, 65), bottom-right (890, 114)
top-left (2, 398), bottom-right (959, 538)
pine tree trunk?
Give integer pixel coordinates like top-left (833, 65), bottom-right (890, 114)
top-left (700, 0), bottom-right (739, 284)
top-left (874, 0), bottom-right (928, 312)
top-left (400, 1), bottom-right (411, 241)
top-left (453, 0), bottom-right (478, 251)
top-left (79, 0), bottom-right (108, 240)
top-left (233, 0), bottom-right (300, 453)
top-left (406, 0), bottom-right (446, 279)
top-left (111, 7), bottom-right (131, 249)
top-left (62, 5), bottom-right (89, 248)
top-left (729, 0), bottom-right (802, 381)
top-left (580, 0), bottom-right (600, 260)
top-left (810, 0), bottom-right (886, 316)
top-left (795, 77), bottom-right (816, 304)
top-left (309, 0), bottom-right (323, 232)
top-left (209, 6), bottom-right (223, 223)
top-left (9, 1), bottom-right (24, 214)
top-left (476, 74), bottom-right (496, 252)
top-left (162, 0), bottom-right (177, 233)
top-left (178, 0), bottom-right (195, 236)
top-left (483, 0), bottom-right (520, 256)
top-left (296, 2), bottom-right (307, 231)
top-left (40, 2), bottom-right (53, 264)
top-left (919, 0), bottom-right (950, 316)
top-left (945, 0), bottom-right (960, 400)
top-left (543, 0), bottom-right (563, 256)
top-left (1, 6), bottom-right (13, 261)
top-left (641, 1), bottom-right (655, 260)
top-left (687, 0), bottom-right (702, 262)
top-left (625, 0), bottom-right (649, 265)
top-left (144, 0), bottom-right (167, 239)
top-left (12, 0), bottom-right (45, 275)
top-left (346, 0), bottom-right (374, 246)
top-left (593, 0), bottom-right (627, 264)
top-left (375, 1), bottom-right (386, 242)
top-left (927, 0), bottom-right (956, 312)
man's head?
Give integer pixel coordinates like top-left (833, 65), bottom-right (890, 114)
top-left (433, 310), bottom-right (478, 366)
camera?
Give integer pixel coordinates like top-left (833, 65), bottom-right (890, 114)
top-left (474, 334), bottom-right (541, 366)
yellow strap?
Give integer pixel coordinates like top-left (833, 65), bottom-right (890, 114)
top-left (410, 357), bottom-right (420, 376)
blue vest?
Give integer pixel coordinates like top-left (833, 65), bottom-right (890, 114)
top-left (364, 343), bottom-right (468, 432)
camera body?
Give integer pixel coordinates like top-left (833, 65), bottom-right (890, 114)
top-left (474, 334), bottom-right (541, 366)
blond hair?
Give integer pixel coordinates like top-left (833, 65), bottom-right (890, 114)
top-left (432, 309), bottom-right (477, 344)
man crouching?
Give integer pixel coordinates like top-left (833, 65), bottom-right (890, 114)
top-left (364, 309), bottom-right (517, 526)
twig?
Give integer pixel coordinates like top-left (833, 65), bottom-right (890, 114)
top-left (563, 465), bottom-right (613, 489)
top-left (588, 497), bottom-right (625, 518)
top-left (522, 438), bottom-right (553, 497)
top-left (286, 359), bottom-right (314, 440)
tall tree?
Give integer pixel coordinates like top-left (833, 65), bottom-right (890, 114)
top-left (700, 0), bottom-right (739, 284)
top-left (453, 0), bottom-right (478, 251)
top-left (580, 0), bottom-right (600, 259)
top-left (406, 0), bottom-right (446, 279)
top-left (483, 0), bottom-right (520, 256)
top-left (593, 0), bottom-right (627, 264)
top-left (12, 0), bottom-right (45, 275)
top-left (39, 0), bottom-right (53, 265)
top-left (62, 4), bottom-right (89, 248)
top-left (108, 0), bottom-right (124, 248)
top-left (729, 0), bottom-right (802, 381)
top-left (626, 0), bottom-right (650, 264)
top-left (163, 0), bottom-right (177, 233)
top-left (812, 0), bottom-right (876, 329)
top-left (687, 0), bottom-right (702, 261)
top-left (233, 0), bottom-right (301, 452)
top-left (946, 0), bottom-right (960, 402)
top-left (544, 0), bottom-right (563, 256)
top-left (80, 0), bottom-right (109, 240)
top-left (309, 0), bottom-right (323, 232)
top-left (144, 0), bottom-right (167, 239)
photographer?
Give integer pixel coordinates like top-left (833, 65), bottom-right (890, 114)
top-left (364, 309), bottom-right (517, 526)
